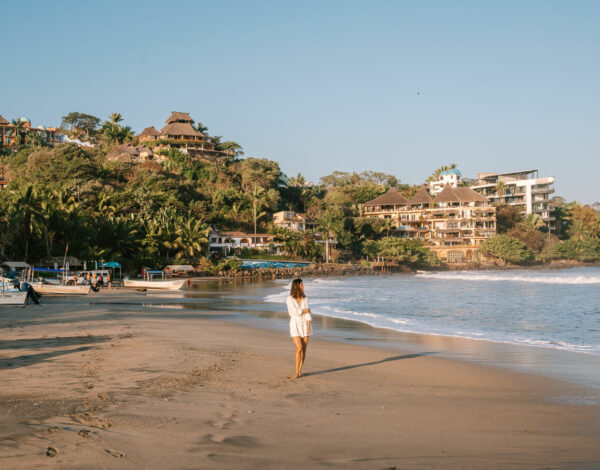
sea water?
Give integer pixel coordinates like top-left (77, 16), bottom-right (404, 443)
top-left (265, 267), bottom-right (600, 356)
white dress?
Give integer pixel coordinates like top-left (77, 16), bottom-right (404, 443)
top-left (286, 296), bottom-right (313, 338)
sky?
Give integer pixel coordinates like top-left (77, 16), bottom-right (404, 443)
top-left (1, 0), bottom-right (599, 203)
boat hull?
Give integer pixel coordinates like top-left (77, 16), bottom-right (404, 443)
top-left (30, 283), bottom-right (91, 295)
top-left (123, 279), bottom-right (188, 290)
top-left (0, 291), bottom-right (27, 305)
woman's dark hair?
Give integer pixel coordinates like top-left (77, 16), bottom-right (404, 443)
top-left (290, 278), bottom-right (305, 299)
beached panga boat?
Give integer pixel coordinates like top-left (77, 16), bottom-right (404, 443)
top-left (29, 282), bottom-right (91, 295)
top-left (0, 291), bottom-right (27, 305)
top-left (123, 279), bottom-right (189, 290)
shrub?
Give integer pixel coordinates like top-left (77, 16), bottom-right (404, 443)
top-left (479, 235), bottom-right (534, 264)
top-left (553, 238), bottom-right (600, 262)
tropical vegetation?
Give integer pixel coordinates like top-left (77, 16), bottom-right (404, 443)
top-left (0, 111), bottom-right (598, 270)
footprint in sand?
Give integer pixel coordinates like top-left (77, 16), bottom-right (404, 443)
top-left (71, 412), bottom-right (112, 429)
top-left (201, 433), bottom-right (258, 448)
top-left (205, 410), bottom-right (237, 430)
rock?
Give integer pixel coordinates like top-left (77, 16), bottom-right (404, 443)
top-left (46, 446), bottom-right (58, 457)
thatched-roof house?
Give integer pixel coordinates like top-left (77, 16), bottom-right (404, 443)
top-left (107, 144), bottom-right (154, 161)
top-left (139, 126), bottom-right (160, 140)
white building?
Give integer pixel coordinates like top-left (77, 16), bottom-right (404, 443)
top-left (209, 231), bottom-right (280, 256)
top-left (429, 169), bottom-right (462, 195)
top-left (470, 170), bottom-right (555, 230)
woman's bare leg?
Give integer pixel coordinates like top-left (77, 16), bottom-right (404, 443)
top-left (298, 337), bottom-right (309, 376)
top-left (292, 336), bottom-right (303, 378)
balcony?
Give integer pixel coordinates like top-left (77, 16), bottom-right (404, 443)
top-left (531, 186), bottom-right (553, 195)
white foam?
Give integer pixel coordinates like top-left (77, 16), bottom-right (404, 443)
top-left (416, 271), bottom-right (600, 285)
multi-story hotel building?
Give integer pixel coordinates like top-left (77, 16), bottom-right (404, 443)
top-left (138, 112), bottom-right (232, 159)
top-left (0, 115), bottom-right (62, 149)
top-left (470, 170), bottom-right (555, 230)
top-left (363, 184), bottom-right (496, 262)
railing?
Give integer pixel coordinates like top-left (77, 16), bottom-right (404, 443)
top-left (531, 187), bottom-right (552, 194)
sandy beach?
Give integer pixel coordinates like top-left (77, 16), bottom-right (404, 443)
top-left (1, 286), bottom-right (599, 469)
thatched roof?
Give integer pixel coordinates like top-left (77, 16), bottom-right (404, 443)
top-left (160, 122), bottom-right (204, 138)
top-left (364, 189), bottom-right (409, 206)
top-left (0, 115), bottom-right (9, 125)
top-left (107, 144), bottom-right (153, 159)
top-left (432, 184), bottom-right (489, 204)
top-left (409, 185), bottom-right (433, 205)
top-left (137, 145), bottom-right (154, 156)
top-left (139, 126), bottom-right (159, 137)
top-left (453, 187), bottom-right (489, 202)
top-left (165, 112), bottom-right (193, 124)
top-left (107, 144), bottom-right (139, 158)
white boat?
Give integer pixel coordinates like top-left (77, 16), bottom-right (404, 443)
top-left (0, 291), bottom-right (27, 305)
top-left (123, 279), bottom-right (189, 290)
top-left (29, 282), bottom-right (91, 295)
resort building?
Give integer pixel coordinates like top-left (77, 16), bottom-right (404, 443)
top-left (106, 143), bottom-right (159, 162)
top-left (470, 170), bottom-right (555, 230)
top-left (209, 231), bottom-right (281, 256)
top-left (138, 112), bottom-right (232, 159)
top-left (363, 184), bottom-right (496, 262)
top-left (0, 115), bottom-right (62, 149)
top-left (429, 168), bottom-right (462, 194)
top-left (272, 211), bottom-right (315, 232)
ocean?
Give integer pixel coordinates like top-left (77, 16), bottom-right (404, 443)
top-left (259, 267), bottom-right (600, 392)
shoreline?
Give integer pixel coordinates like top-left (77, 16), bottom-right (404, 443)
top-left (2, 286), bottom-right (599, 468)
top-left (196, 276), bottom-right (600, 392)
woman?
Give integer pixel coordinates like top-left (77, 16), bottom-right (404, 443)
top-left (286, 278), bottom-right (312, 378)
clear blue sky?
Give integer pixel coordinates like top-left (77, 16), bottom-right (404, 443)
top-left (2, 1), bottom-right (599, 203)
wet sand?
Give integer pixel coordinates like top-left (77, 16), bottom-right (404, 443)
top-left (1, 289), bottom-right (599, 469)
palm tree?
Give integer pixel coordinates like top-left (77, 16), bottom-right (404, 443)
top-left (519, 213), bottom-right (545, 231)
top-left (270, 227), bottom-right (298, 257)
top-left (568, 220), bottom-right (587, 241)
top-left (119, 125), bottom-right (134, 143)
top-left (249, 186), bottom-right (268, 237)
top-left (109, 113), bottom-right (124, 124)
top-left (26, 130), bottom-right (44, 147)
top-left (10, 185), bottom-right (41, 261)
top-left (216, 141), bottom-right (244, 157)
top-left (11, 119), bottom-right (27, 146)
top-left (316, 211), bottom-right (342, 263)
top-left (495, 181), bottom-right (507, 196)
top-left (196, 122), bottom-right (209, 134)
top-left (171, 219), bottom-right (210, 263)
top-left (382, 218), bottom-right (396, 237)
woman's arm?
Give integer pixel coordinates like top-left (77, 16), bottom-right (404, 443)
top-left (302, 298), bottom-right (312, 321)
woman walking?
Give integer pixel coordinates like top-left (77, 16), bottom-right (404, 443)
top-left (286, 278), bottom-right (312, 378)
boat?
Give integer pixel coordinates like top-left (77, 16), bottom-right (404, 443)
top-left (0, 291), bottom-right (27, 305)
top-left (123, 279), bottom-right (189, 290)
top-left (28, 282), bottom-right (91, 295)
